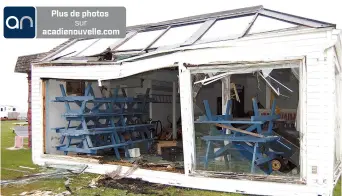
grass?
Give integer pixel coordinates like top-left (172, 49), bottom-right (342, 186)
top-left (334, 178), bottom-right (341, 196)
top-left (0, 120), bottom-right (341, 195)
top-left (1, 121), bottom-right (39, 180)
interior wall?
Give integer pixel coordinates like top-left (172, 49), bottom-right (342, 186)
top-left (196, 81), bottom-right (222, 115)
top-left (107, 70), bottom-right (180, 128)
top-left (46, 79), bottom-right (66, 154)
top-left (230, 71), bottom-right (299, 113)
top-left (46, 80), bottom-right (106, 154)
top-left (150, 80), bottom-right (181, 129)
top-left (46, 69), bottom-right (181, 154)
top-left (194, 74), bottom-right (267, 115)
top-left (269, 70), bottom-right (299, 110)
top-left (230, 74), bottom-right (266, 113)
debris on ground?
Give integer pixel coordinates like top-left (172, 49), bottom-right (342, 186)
top-left (99, 155), bottom-right (184, 173)
top-left (64, 178), bottom-right (72, 193)
top-left (105, 165), bottom-right (139, 180)
top-left (2, 168), bottom-right (30, 173)
top-left (87, 164), bottom-right (140, 189)
top-left (19, 166), bottom-right (36, 170)
top-left (88, 175), bottom-right (101, 189)
top-left (97, 177), bottom-right (166, 195)
top-left (18, 190), bottom-right (71, 196)
top-left (1, 164), bottom-right (88, 187)
top-left (1, 170), bottom-right (70, 186)
top-left (43, 163), bottom-right (88, 174)
top-left (93, 163), bottom-right (169, 194)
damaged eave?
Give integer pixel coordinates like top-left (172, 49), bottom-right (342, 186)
top-left (185, 59), bottom-right (303, 73)
top-left (32, 61), bottom-right (120, 67)
top-left (34, 27), bottom-right (336, 68)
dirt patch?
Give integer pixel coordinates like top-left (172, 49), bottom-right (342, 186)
top-left (97, 177), bottom-right (167, 194)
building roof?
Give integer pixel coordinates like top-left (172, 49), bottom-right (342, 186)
top-left (14, 5), bottom-right (336, 72)
top-left (15, 53), bottom-right (47, 73)
top-left (14, 39), bottom-right (76, 73)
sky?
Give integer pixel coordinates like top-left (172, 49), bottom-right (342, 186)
top-left (0, 0), bottom-right (341, 112)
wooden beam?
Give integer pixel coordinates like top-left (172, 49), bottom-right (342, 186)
top-left (215, 123), bottom-right (264, 138)
top-left (178, 63), bottom-right (196, 175)
top-left (42, 79), bottom-right (47, 154)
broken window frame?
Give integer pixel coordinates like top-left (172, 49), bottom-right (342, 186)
top-left (179, 59), bottom-right (305, 182)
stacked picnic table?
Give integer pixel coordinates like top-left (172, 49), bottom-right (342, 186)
top-left (52, 83), bottom-right (155, 160)
top-left (195, 98), bottom-right (297, 174)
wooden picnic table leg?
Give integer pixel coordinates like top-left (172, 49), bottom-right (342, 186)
top-left (110, 133), bottom-right (121, 160)
top-left (223, 153), bottom-right (229, 169)
top-left (204, 141), bottom-right (212, 169)
top-left (251, 143), bottom-right (259, 173)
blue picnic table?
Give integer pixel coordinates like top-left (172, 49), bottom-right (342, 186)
top-left (194, 98), bottom-right (293, 174)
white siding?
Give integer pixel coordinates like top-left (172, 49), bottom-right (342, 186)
top-left (305, 53), bottom-right (335, 193)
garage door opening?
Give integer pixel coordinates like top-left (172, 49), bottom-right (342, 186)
top-left (43, 68), bottom-right (184, 173)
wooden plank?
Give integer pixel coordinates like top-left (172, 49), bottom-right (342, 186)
top-left (215, 123), bottom-right (264, 138)
top-left (202, 135), bottom-right (278, 142)
top-left (195, 120), bottom-right (263, 124)
top-left (178, 64), bottom-right (196, 175)
top-left (157, 140), bottom-right (177, 155)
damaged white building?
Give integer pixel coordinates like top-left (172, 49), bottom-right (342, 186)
top-left (15, 5), bottom-right (342, 196)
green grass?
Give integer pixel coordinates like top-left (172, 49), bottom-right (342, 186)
top-left (334, 177), bottom-right (341, 196)
top-left (1, 121), bottom-right (39, 179)
top-left (0, 120), bottom-right (340, 195)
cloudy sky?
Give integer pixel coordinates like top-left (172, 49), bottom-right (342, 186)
top-left (0, 0), bottom-right (341, 112)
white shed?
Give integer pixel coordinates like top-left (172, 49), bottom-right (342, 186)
top-left (25, 6), bottom-right (341, 196)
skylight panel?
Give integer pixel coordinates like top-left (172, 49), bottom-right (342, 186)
top-left (150, 23), bottom-right (202, 48)
top-left (199, 16), bottom-right (254, 41)
top-left (116, 29), bottom-right (166, 50)
top-left (248, 16), bottom-right (297, 34)
top-left (51, 39), bottom-right (98, 59)
top-left (77, 38), bottom-right (121, 56)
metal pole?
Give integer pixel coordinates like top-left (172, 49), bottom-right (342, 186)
top-left (172, 81), bottom-right (177, 140)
